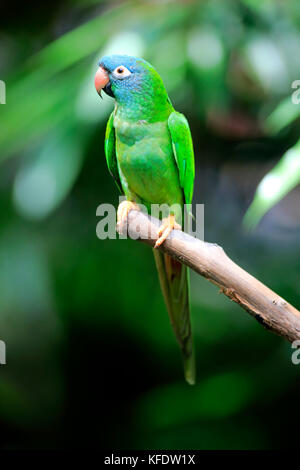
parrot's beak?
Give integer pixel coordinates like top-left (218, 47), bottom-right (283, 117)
top-left (95, 66), bottom-right (109, 97)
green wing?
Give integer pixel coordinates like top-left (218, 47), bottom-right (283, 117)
top-left (104, 112), bottom-right (122, 194)
top-left (168, 111), bottom-right (195, 205)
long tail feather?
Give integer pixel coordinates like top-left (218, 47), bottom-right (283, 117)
top-left (153, 249), bottom-right (195, 384)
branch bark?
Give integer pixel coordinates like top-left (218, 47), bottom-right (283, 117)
top-left (118, 209), bottom-right (300, 343)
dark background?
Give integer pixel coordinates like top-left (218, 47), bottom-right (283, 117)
top-left (0, 0), bottom-right (300, 450)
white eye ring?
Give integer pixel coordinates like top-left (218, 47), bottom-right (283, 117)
top-left (112, 65), bottom-right (131, 79)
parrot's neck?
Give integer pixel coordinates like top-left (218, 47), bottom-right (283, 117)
top-left (114, 101), bottom-right (173, 123)
top-left (113, 86), bottom-right (173, 122)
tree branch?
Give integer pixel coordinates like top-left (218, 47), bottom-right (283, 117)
top-left (118, 209), bottom-right (300, 343)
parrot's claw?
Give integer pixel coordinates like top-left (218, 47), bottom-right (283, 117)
top-left (116, 200), bottom-right (140, 231)
top-left (154, 214), bottom-right (181, 248)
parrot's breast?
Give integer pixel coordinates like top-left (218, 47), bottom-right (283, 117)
top-left (114, 117), bottom-right (183, 208)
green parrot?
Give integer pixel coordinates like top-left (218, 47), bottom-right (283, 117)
top-left (95, 55), bottom-right (196, 384)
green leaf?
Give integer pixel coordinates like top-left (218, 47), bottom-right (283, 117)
top-left (264, 95), bottom-right (300, 135)
top-left (244, 139), bottom-right (300, 229)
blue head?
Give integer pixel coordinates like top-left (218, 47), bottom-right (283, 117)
top-left (95, 54), bottom-right (172, 120)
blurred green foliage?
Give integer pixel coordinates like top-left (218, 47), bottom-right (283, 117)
top-left (0, 0), bottom-right (300, 450)
top-left (244, 138), bottom-right (300, 229)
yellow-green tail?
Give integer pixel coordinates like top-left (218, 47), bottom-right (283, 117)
top-left (153, 249), bottom-right (196, 385)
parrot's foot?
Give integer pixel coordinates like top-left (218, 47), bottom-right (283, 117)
top-left (154, 214), bottom-right (181, 248)
top-left (116, 200), bottom-right (140, 231)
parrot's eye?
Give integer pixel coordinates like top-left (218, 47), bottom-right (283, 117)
top-left (112, 65), bottom-right (131, 79)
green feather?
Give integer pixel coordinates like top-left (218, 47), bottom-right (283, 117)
top-left (168, 111), bottom-right (195, 205)
top-left (104, 111), bottom-right (122, 194)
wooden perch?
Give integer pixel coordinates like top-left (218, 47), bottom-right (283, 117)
top-left (117, 209), bottom-right (300, 343)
